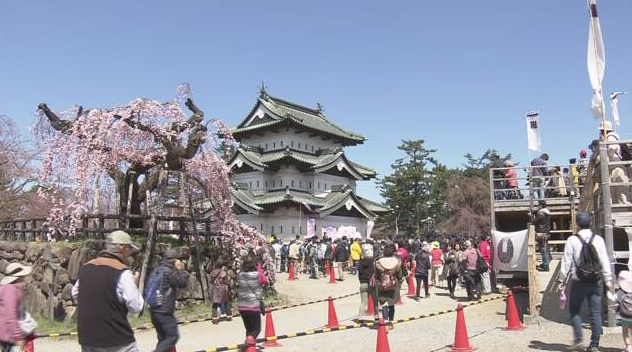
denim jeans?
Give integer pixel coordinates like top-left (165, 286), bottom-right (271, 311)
top-left (150, 312), bottom-right (179, 352)
top-left (569, 280), bottom-right (603, 348)
top-left (539, 239), bottom-right (550, 269)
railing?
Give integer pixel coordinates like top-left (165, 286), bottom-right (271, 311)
top-left (0, 213), bottom-right (216, 242)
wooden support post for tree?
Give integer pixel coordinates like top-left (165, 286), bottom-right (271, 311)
top-left (186, 175), bottom-right (210, 304)
top-left (98, 214), bottom-right (105, 238)
top-left (138, 214), bottom-right (158, 311)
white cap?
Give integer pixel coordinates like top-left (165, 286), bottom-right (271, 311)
top-left (108, 230), bottom-right (140, 250)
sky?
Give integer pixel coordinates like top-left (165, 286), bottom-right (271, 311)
top-left (1, 1), bottom-right (631, 202)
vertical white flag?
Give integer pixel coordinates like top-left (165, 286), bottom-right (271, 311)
top-left (611, 92), bottom-right (627, 126)
top-left (526, 111), bottom-right (541, 152)
top-left (587, 0), bottom-right (606, 120)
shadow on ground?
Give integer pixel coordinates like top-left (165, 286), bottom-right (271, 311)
top-left (529, 340), bottom-right (620, 352)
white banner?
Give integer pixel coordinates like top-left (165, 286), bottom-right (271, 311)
top-left (492, 229), bottom-right (529, 272)
top-left (526, 112), bottom-right (541, 152)
top-left (306, 218), bottom-right (316, 239)
top-left (366, 220), bottom-right (375, 240)
top-left (322, 226), bottom-right (338, 240)
top-left (611, 92), bottom-right (627, 127)
top-left (587, 0), bottom-right (606, 120)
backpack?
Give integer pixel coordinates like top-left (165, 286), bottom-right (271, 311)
top-left (379, 262), bottom-right (400, 291)
top-left (317, 245), bottom-right (324, 260)
top-left (574, 233), bottom-right (603, 283)
top-left (619, 291), bottom-right (632, 318)
top-left (145, 267), bottom-right (166, 308)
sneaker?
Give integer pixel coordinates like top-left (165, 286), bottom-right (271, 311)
top-left (566, 341), bottom-right (583, 351)
top-left (212, 317), bottom-right (219, 325)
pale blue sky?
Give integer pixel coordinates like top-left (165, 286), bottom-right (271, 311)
top-left (1, 1), bottom-right (631, 202)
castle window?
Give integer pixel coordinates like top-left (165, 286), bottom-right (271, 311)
top-left (291, 141), bottom-right (294, 147)
top-left (324, 183), bottom-right (327, 189)
top-left (260, 224), bottom-right (263, 231)
top-left (265, 143), bottom-right (268, 150)
top-left (291, 180), bottom-right (295, 187)
top-left (249, 182), bottom-right (252, 189)
top-left (266, 181), bottom-right (269, 187)
top-left (273, 142), bottom-right (276, 148)
top-left (300, 181), bottom-right (302, 188)
top-left (298, 142), bottom-right (301, 149)
top-left (271, 226), bottom-right (275, 234)
top-left (256, 181), bottom-right (260, 188)
top-left (280, 141), bottom-right (284, 147)
top-left (311, 145), bottom-right (314, 152)
top-left (318, 182), bottom-right (321, 189)
top-left (305, 144), bottom-right (308, 151)
top-left (309, 182), bottom-right (312, 189)
top-left (292, 226), bottom-right (295, 234)
top-left (280, 180), bottom-right (283, 187)
top-left (280, 225), bottom-right (283, 233)
top-left (273, 181), bottom-right (276, 187)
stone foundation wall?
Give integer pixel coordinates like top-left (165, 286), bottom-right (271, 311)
top-left (0, 241), bottom-right (225, 322)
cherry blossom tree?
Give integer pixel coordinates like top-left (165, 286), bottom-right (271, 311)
top-left (34, 86), bottom-right (273, 279)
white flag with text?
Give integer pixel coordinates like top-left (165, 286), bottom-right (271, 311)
top-left (587, 0), bottom-right (606, 119)
top-left (526, 112), bottom-right (541, 152)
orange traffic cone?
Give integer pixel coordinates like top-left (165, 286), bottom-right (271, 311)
top-left (325, 260), bottom-right (331, 276)
top-left (375, 318), bottom-right (391, 352)
top-left (406, 275), bottom-right (416, 297)
top-left (327, 296), bottom-right (339, 328)
top-left (329, 263), bottom-right (336, 284)
top-left (395, 291), bottom-right (403, 305)
top-left (451, 304), bottom-right (475, 352)
top-left (366, 294), bottom-right (375, 315)
top-left (244, 335), bottom-right (257, 352)
top-left (504, 290), bottom-right (524, 331)
top-left (288, 262), bottom-right (295, 281)
top-left (263, 309), bottom-right (282, 347)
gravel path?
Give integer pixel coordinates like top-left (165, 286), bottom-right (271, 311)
top-left (34, 271), bottom-right (627, 352)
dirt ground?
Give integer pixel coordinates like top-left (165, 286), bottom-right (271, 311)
top-left (34, 269), bottom-right (628, 352)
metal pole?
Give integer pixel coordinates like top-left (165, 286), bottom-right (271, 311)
top-left (598, 141), bottom-right (616, 327)
top-left (489, 169), bottom-right (496, 231)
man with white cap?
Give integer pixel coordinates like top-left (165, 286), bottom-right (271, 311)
top-left (0, 263), bottom-right (33, 351)
top-left (72, 230), bottom-right (143, 352)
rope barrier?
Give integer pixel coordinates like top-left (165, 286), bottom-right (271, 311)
top-left (184, 293), bottom-right (507, 352)
top-left (34, 291), bottom-right (360, 339)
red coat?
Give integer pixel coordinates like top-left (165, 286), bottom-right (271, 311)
top-left (478, 240), bottom-right (492, 266)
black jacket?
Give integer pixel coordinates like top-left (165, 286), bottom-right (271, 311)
top-left (415, 251), bottom-right (430, 276)
top-left (358, 258), bottom-right (375, 284)
top-left (534, 209), bottom-right (550, 234)
top-left (150, 261), bottom-right (189, 314)
top-left (334, 242), bottom-right (349, 262)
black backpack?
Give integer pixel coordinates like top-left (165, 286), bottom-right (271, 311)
top-left (574, 233), bottom-right (603, 283)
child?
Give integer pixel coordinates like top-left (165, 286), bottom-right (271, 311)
top-left (617, 270), bottom-right (632, 352)
top-left (209, 259), bottom-right (231, 324)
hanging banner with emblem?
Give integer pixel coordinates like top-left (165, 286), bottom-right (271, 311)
top-left (526, 111), bottom-right (541, 152)
top-left (491, 229), bottom-right (529, 272)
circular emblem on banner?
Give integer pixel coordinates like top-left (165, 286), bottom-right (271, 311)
top-left (497, 238), bottom-right (514, 264)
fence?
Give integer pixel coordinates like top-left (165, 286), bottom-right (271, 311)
top-left (0, 213), bottom-right (216, 242)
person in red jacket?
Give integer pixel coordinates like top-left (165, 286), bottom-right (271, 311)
top-left (477, 236), bottom-right (493, 294)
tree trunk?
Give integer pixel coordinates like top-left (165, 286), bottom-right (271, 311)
top-left (117, 172), bottom-right (144, 229)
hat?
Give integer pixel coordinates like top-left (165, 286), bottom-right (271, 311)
top-left (577, 212), bottom-right (592, 229)
top-left (361, 244), bottom-right (374, 259)
top-left (619, 271), bottom-right (632, 293)
top-left (108, 230), bottom-right (140, 251)
top-left (164, 248), bottom-right (180, 260)
top-left (432, 241), bottom-right (440, 249)
top-left (580, 149), bottom-right (588, 158)
top-left (505, 160), bottom-right (515, 167)
top-left (599, 120), bottom-right (613, 131)
top-left (1, 263), bottom-right (32, 285)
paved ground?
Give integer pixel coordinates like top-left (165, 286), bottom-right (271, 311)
top-left (35, 269), bottom-right (627, 352)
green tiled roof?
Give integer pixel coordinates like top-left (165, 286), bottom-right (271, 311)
top-left (230, 187), bottom-right (384, 220)
top-left (232, 95), bottom-right (365, 144)
top-left (356, 196), bottom-right (390, 213)
top-left (229, 147), bottom-right (377, 179)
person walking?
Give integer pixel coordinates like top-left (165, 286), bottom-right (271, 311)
top-left (461, 240), bottom-right (481, 301)
top-left (375, 243), bottom-right (405, 329)
top-left (288, 237), bottom-right (300, 276)
top-left (414, 245), bottom-right (431, 300)
top-left (147, 249), bottom-right (190, 352)
top-left (334, 238), bottom-right (349, 281)
top-left (72, 231), bottom-right (143, 352)
top-left (530, 153), bottom-right (549, 199)
top-left (444, 243), bottom-right (460, 299)
top-left (0, 263), bottom-right (35, 352)
top-left (358, 244), bottom-right (378, 320)
top-left (534, 201), bottom-right (551, 272)
top-left (350, 238), bottom-right (362, 275)
top-left (478, 236), bottom-right (493, 294)
top-left (454, 242), bottom-right (464, 292)
top-left (557, 212), bottom-right (614, 352)
top-left (209, 258), bottom-right (231, 324)
top-left (236, 252), bottom-right (267, 340)
top-left (430, 242), bottom-right (444, 287)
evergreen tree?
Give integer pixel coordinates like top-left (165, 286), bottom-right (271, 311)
top-left (377, 140), bottom-right (446, 237)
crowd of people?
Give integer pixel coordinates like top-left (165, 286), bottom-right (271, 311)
top-left (268, 233), bottom-right (495, 330)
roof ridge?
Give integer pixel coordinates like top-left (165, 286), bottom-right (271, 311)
top-left (267, 95), bottom-right (321, 115)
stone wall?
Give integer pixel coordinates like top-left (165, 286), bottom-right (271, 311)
top-left (0, 241), bottom-right (221, 322)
